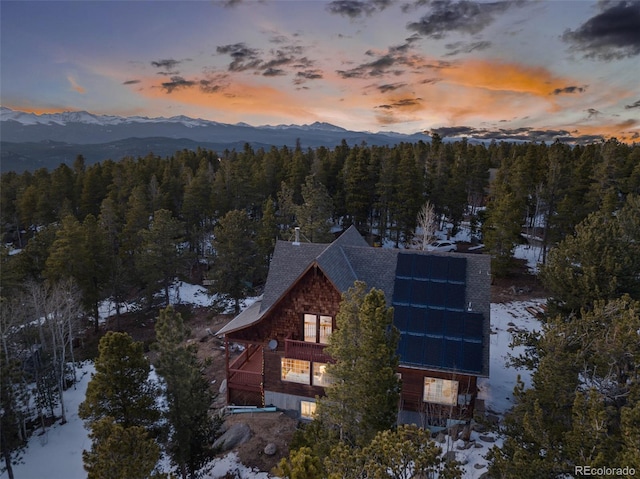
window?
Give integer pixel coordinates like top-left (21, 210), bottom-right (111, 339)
top-left (423, 377), bottom-right (459, 406)
top-left (300, 400), bottom-right (316, 419)
top-left (281, 358), bottom-right (311, 384)
top-left (303, 313), bottom-right (333, 343)
top-left (312, 363), bottom-right (333, 387)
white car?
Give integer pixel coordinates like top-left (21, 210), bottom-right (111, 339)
top-left (426, 240), bottom-right (457, 252)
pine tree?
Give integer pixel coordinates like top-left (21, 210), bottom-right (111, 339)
top-left (255, 198), bottom-right (279, 283)
top-left (82, 416), bottom-right (167, 479)
top-left (540, 195), bottom-right (640, 315)
top-left (295, 174), bottom-right (334, 243)
top-left (137, 209), bottom-right (185, 306)
top-left (154, 306), bottom-right (219, 479)
top-left (210, 209), bottom-right (257, 313)
top-left (79, 331), bottom-right (159, 430)
top-left (318, 281), bottom-right (400, 447)
top-left (483, 185), bottom-right (524, 277)
top-left (273, 446), bottom-right (324, 479)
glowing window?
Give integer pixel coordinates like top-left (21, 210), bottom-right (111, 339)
top-left (303, 314), bottom-right (333, 343)
top-left (300, 401), bottom-right (316, 419)
top-left (281, 358), bottom-right (310, 384)
top-left (312, 363), bottom-right (333, 387)
top-left (423, 377), bottom-right (459, 406)
top-left (319, 315), bottom-right (332, 344)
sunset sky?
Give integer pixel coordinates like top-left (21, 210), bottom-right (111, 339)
top-left (1, 0), bottom-right (639, 142)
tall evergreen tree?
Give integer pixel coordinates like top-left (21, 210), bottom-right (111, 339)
top-left (137, 209), bottom-right (185, 306)
top-left (483, 185), bottom-right (524, 277)
top-left (210, 209), bottom-right (257, 313)
top-left (154, 306), bottom-right (219, 479)
top-left (82, 416), bottom-right (166, 479)
top-left (540, 195), bottom-right (640, 315)
top-left (79, 331), bottom-right (159, 430)
top-left (318, 281), bottom-right (400, 447)
top-left (295, 174), bottom-right (334, 243)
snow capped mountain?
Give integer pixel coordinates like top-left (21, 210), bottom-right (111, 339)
top-left (1, 106), bottom-right (429, 172)
top-left (0, 107), bottom-right (218, 128)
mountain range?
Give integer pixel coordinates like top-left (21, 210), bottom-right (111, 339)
top-left (0, 107), bottom-right (429, 173)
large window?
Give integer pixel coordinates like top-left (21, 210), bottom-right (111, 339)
top-left (423, 377), bottom-right (459, 406)
top-left (304, 313), bottom-right (333, 343)
top-left (312, 363), bottom-right (333, 387)
top-left (300, 400), bottom-right (317, 419)
top-left (281, 358), bottom-right (310, 384)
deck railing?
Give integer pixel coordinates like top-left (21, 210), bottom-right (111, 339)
top-left (284, 338), bottom-right (333, 363)
top-left (228, 344), bottom-right (263, 392)
top-left (228, 368), bottom-right (262, 391)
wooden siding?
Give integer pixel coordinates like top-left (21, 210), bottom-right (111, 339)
top-left (264, 350), bottom-right (326, 399)
top-left (227, 264), bottom-right (342, 347)
top-left (224, 260), bottom-right (483, 419)
top-left (398, 366), bottom-right (477, 424)
top-left (226, 265), bottom-right (341, 404)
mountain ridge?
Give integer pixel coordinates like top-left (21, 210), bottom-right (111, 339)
top-left (0, 107), bottom-right (430, 173)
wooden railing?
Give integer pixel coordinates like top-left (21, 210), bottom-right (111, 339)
top-left (228, 369), bottom-right (262, 392)
top-left (284, 338), bottom-right (333, 363)
top-left (228, 344), bottom-right (263, 393)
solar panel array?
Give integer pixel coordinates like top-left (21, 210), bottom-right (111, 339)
top-left (392, 253), bottom-right (484, 374)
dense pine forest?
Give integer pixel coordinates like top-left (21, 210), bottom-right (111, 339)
top-left (1, 137), bottom-right (640, 478)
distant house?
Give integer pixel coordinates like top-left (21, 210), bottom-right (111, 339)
top-left (216, 226), bottom-right (491, 426)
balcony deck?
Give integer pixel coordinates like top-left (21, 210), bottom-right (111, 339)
top-left (284, 338), bottom-right (333, 363)
top-left (228, 344), bottom-right (263, 394)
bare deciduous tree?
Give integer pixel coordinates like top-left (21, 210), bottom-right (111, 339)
top-left (412, 201), bottom-right (438, 250)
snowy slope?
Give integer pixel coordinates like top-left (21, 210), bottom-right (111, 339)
top-left (1, 284), bottom-right (543, 479)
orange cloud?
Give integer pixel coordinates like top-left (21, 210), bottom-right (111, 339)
top-left (134, 75), bottom-right (317, 124)
top-left (567, 118), bottom-right (639, 142)
top-left (439, 59), bottom-right (572, 97)
top-left (67, 76), bottom-right (86, 94)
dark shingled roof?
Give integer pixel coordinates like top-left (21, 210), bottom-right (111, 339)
top-left (216, 225), bottom-right (490, 377)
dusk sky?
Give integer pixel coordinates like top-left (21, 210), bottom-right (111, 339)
top-left (1, 0), bottom-right (639, 142)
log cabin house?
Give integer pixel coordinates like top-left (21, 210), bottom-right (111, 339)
top-left (216, 225), bottom-right (491, 426)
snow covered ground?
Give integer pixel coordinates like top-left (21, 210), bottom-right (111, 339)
top-left (3, 240), bottom-right (546, 479)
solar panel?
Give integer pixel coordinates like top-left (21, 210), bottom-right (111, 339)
top-left (445, 310), bottom-right (465, 337)
top-left (423, 336), bottom-right (443, 365)
top-left (393, 278), bottom-right (412, 304)
top-left (443, 338), bottom-right (463, 369)
top-left (446, 283), bottom-right (466, 310)
top-left (396, 253), bottom-right (414, 276)
top-left (448, 256), bottom-right (467, 283)
top-left (430, 255), bottom-right (449, 280)
top-left (393, 252), bottom-right (484, 374)
top-left (405, 333), bottom-right (424, 364)
top-left (425, 308), bottom-right (444, 334)
top-left (414, 254), bottom-right (431, 277)
top-left (462, 341), bottom-right (483, 373)
top-left (464, 312), bottom-right (484, 340)
top-left (411, 279), bottom-right (429, 305)
top-left (394, 304), bottom-right (411, 331)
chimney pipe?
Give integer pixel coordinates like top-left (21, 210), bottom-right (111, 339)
top-left (293, 227), bottom-right (300, 245)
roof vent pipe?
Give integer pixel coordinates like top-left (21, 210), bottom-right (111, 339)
top-left (293, 227), bottom-right (300, 246)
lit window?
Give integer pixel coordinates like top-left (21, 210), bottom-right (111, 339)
top-left (423, 377), bottom-right (459, 406)
top-left (319, 315), bottom-right (332, 344)
top-left (304, 314), bottom-right (317, 342)
top-left (312, 363), bottom-right (333, 387)
top-left (300, 401), bottom-right (316, 419)
top-left (303, 313), bottom-right (333, 343)
top-left (281, 358), bottom-right (311, 384)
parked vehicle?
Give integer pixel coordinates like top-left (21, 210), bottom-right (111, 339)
top-left (426, 240), bottom-right (457, 252)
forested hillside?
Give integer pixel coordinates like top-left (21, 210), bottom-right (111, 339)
top-left (1, 136), bottom-right (639, 477)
